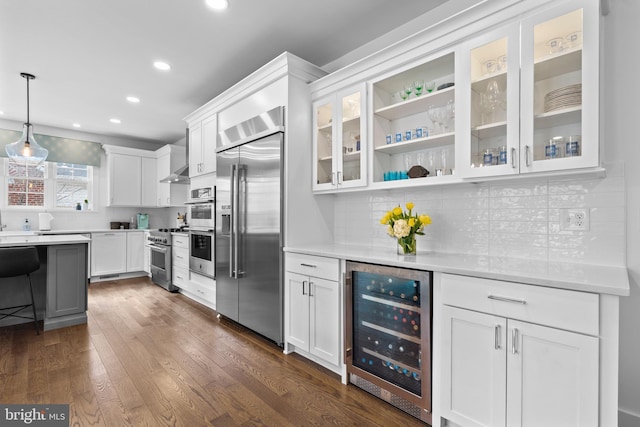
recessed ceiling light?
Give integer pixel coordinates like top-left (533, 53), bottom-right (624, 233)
top-left (153, 61), bottom-right (171, 71)
top-left (0, 111), bottom-right (4, 115)
top-left (72, 123), bottom-right (81, 128)
top-left (110, 118), bottom-right (121, 124)
top-left (126, 96), bottom-right (140, 103)
top-left (206, 0), bottom-right (229, 10)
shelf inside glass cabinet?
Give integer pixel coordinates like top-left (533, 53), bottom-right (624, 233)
top-left (375, 132), bottom-right (454, 155)
top-left (374, 86), bottom-right (455, 121)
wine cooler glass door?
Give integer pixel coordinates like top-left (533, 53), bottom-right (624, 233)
top-left (346, 262), bottom-right (432, 420)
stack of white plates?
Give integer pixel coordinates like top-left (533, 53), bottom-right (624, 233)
top-left (543, 84), bottom-right (582, 112)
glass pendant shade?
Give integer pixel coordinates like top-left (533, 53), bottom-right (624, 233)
top-left (5, 123), bottom-right (48, 166)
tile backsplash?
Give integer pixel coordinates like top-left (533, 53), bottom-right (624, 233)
top-left (333, 162), bottom-right (625, 266)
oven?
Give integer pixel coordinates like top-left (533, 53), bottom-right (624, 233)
top-left (186, 186), bottom-right (215, 229)
top-left (189, 228), bottom-right (215, 278)
top-left (148, 229), bottom-right (178, 292)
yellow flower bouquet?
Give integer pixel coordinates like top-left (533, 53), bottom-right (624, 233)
top-left (380, 202), bottom-right (431, 255)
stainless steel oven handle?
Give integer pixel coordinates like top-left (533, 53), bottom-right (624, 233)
top-left (149, 244), bottom-right (168, 253)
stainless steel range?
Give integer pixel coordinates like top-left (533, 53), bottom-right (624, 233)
top-left (147, 228), bottom-right (183, 292)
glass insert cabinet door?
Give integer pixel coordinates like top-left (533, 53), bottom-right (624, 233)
top-left (312, 84), bottom-right (366, 191)
top-left (520, 0), bottom-right (598, 172)
top-left (457, 24), bottom-right (520, 178)
top-left (313, 99), bottom-right (334, 189)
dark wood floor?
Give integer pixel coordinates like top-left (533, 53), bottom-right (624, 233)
top-left (0, 277), bottom-right (426, 426)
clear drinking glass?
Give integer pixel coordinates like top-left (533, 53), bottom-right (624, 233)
top-left (425, 80), bottom-right (436, 93)
top-left (403, 84), bottom-right (413, 100)
top-left (413, 79), bottom-right (424, 96)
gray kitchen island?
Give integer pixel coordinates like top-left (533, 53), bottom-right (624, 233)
top-left (0, 234), bottom-right (91, 331)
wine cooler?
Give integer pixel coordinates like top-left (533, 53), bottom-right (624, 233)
top-left (345, 261), bottom-right (432, 424)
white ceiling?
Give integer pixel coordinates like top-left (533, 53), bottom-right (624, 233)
top-left (0, 0), bottom-right (448, 146)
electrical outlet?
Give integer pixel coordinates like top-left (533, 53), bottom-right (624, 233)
top-left (561, 208), bottom-right (590, 231)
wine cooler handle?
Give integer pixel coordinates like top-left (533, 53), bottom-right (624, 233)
top-left (418, 349), bottom-right (422, 369)
top-left (512, 328), bottom-right (519, 355)
top-left (495, 325), bottom-right (501, 350)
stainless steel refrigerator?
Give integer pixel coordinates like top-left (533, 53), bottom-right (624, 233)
top-left (216, 107), bottom-right (284, 345)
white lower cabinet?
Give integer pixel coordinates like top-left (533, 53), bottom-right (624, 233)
top-left (285, 253), bottom-right (341, 372)
top-left (91, 232), bottom-right (126, 276)
top-left (126, 231), bottom-right (146, 272)
top-left (173, 233), bottom-right (216, 309)
top-left (91, 232), bottom-right (147, 279)
top-left (439, 273), bottom-right (599, 427)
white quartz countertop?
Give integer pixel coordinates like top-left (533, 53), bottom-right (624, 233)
top-left (0, 234), bottom-right (91, 247)
top-left (284, 244), bottom-right (630, 296)
top-left (38, 228), bottom-right (149, 234)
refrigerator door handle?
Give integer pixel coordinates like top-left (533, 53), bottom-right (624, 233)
top-left (230, 163), bottom-right (237, 279)
top-left (236, 164), bottom-right (247, 278)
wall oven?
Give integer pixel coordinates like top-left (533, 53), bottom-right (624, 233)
top-left (345, 261), bottom-right (432, 424)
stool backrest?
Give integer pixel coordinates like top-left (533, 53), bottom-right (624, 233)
top-left (0, 246), bottom-right (40, 278)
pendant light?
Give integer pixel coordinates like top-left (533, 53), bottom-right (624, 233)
top-left (5, 73), bottom-right (48, 166)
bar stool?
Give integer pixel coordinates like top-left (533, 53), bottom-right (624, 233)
top-left (0, 246), bottom-right (40, 334)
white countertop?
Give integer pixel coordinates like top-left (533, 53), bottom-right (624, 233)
top-left (38, 228), bottom-right (149, 234)
top-left (0, 234), bottom-right (91, 247)
top-left (284, 243), bottom-right (630, 296)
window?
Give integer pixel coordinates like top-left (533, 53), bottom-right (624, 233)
top-left (7, 161), bottom-right (45, 207)
top-left (55, 163), bottom-right (90, 208)
top-left (4, 159), bottom-right (94, 209)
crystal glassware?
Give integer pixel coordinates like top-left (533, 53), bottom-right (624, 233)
top-left (425, 80), bottom-right (436, 93)
top-left (413, 79), bottom-right (424, 96)
top-left (403, 84), bottom-right (413, 100)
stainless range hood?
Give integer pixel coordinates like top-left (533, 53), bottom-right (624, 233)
top-left (159, 128), bottom-right (190, 184)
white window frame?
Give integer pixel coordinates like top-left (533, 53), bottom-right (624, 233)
top-left (2, 158), bottom-right (96, 212)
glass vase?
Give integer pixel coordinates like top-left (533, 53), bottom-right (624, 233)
top-left (397, 237), bottom-right (417, 256)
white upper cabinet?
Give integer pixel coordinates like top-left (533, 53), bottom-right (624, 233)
top-left (458, 0), bottom-right (598, 178)
top-left (520, 1), bottom-right (598, 173)
top-left (189, 115), bottom-right (217, 178)
top-left (370, 51), bottom-right (456, 187)
top-left (457, 24), bottom-right (521, 178)
top-left (313, 84), bottom-right (367, 191)
top-left (309, 0), bottom-right (602, 191)
top-left (105, 149), bottom-right (157, 207)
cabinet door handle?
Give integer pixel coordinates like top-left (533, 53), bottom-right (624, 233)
top-left (488, 295), bottom-right (526, 305)
top-left (525, 145), bottom-right (531, 167)
top-left (300, 263), bottom-right (317, 268)
top-left (309, 282), bottom-right (314, 297)
top-left (302, 280), bottom-right (307, 295)
top-left (512, 328), bottom-right (519, 355)
top-left (337, 170), bottom-right (343, 184)
top-left (495, 325), bottom-right (501, 350)
top-left (511, 147), bottom-right (517, 169)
